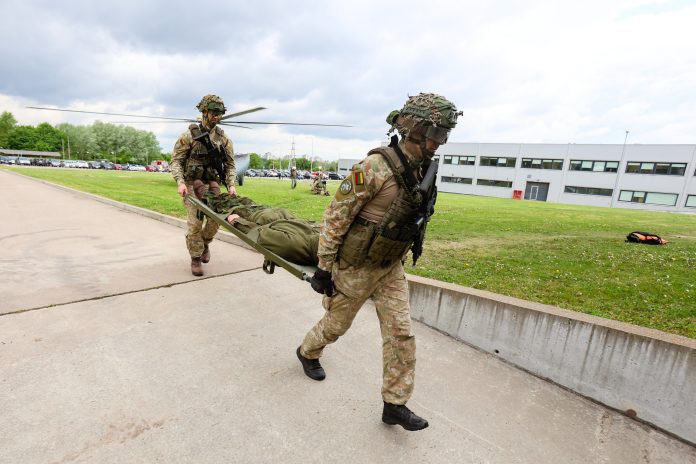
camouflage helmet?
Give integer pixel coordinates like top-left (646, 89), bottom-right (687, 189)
top-left (387, 93), bottom-right (461, 143)
top-left (196, 94), bottom-right (226, 113)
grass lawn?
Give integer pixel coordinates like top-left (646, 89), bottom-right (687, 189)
top-left (6, 166), bottom-right (696, 338)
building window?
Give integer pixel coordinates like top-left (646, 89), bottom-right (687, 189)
top-left (625, 161), bottom-right (686, 176)
top-left (686, 195), bottom-right (696, 208)
top-left (443, 155), bottom-right (475, 165)
top-left (479, 156), bottom-right (516, 167)
top-left (564, 186), bottom-right (613, 197)
top-left (441, 176), bottom-right (473, 184)
top-left (569, 160), bottom-right (619, 172)
top-left (619, 190), bottom-right (678, 206)
top-left (432, 156), bottom-right (439, 163)
top-left (476, 179), bottom-right (513, 188)
top-left (521, 158), bottom-right (563, 170)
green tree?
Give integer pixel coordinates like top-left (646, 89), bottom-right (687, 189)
top-left (0, 111), bottom-right (17, 148)
top-left (7, 126), bottom-right (39, 149)
top-left (249, 152), bottom-right (264, 169)
top-left (295, 156), bottom-right (311, 170)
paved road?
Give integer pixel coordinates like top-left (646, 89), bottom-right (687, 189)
top-left (1, 169), bottom-right (694, 463)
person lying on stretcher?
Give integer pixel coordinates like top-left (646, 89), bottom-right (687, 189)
top-left (192, 180), bottom-right (320, 265)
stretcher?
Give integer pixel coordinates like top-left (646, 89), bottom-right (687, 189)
top-left (186, 194), bottom-right (316, 282)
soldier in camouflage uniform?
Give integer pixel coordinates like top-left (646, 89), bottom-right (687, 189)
top-left (171, 95), bottom-right (237, 276)
top-left (296, 93), bottom-right (461, 431)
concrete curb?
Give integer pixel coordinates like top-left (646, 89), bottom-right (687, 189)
top-left (408, 274), bottom-right (696, 445)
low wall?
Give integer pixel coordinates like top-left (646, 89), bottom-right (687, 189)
top-left (407, 275), bottom-right (696, 445)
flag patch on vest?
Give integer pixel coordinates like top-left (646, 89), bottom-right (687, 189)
top-left (354, 170), bottom-right (364, 185)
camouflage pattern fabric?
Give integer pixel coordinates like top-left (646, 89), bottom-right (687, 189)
top-left (170, 125), bottom-right (236, 187)
top-left (300, 260), bottom-right (415, 404)
top-left (183, 182), bottom-right (220, 257)
top-left (316, 141), bottom-right (422, 271)
top-left (171, 122), bottom-right (235, 258)
top-left (300, 140), bottom-right (424, 405)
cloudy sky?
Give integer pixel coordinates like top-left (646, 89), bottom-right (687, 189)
top-left (1, 0), bottom-right (694, 160)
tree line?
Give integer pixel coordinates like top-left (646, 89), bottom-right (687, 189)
top-left (0, 111), bottom-right (166, 164)
top-left (0, 110), bottom-right (340, 170)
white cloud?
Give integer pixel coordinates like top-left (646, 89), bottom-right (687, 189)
top-left (1, 0), bottom-right (694, 158)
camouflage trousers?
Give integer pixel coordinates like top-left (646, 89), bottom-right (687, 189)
top-left (300, 260), bottom-right (415, 405)
top-left (183, 182), bottom-right (220, 258)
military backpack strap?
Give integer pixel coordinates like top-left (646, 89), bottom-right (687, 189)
top-left (388, 136), bottom-right (419, 191)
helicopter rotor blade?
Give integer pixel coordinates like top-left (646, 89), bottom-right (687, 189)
top-left (26, 106), bottom-right (194, 122)
top-left (212, 122), bottom-right (253, 129)
top-left (108, 120), bottom-right (197, 124)
top-left (219, 106), bottom-right (267, 121)
top-left (225, 121), bottom-right (352, 127)
top-left (110, 120), bottom-right (254, 129)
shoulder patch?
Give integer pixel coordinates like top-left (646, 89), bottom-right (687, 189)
top-left (339, 178), bottom-right (353, 194)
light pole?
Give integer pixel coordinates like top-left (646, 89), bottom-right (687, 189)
top-left (610, 130), bottom-right (629, 208)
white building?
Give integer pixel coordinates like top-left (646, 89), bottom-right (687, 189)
top-left (337, 158), bottom-right (361, 177)
top-left (434, 143), bottom-right (696, 212)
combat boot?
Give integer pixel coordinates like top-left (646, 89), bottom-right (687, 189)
top-left (382, 402), bottom-right (429, 431)
top-left (296, 346), bottom-right (325, 381)
top-left (190, 257), bottom-right (204, 276)
top-left (201, 244), bottom-right (211, 263)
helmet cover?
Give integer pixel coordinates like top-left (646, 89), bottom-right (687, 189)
top-left (196, 94), bottom-right (226, 113)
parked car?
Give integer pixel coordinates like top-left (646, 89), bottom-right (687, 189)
top-left (49, 159), bottom-right (63, 167)
top-left (87, 161), bottom-right (102, 169)
top-left (16, 157), bottom-right (32, 166)
top-left (31, 158), bottom-right (51, 166)
top-left (327, 172), bottom-right (342, 180)
top-left (112, 163), bottom-right (123, 170)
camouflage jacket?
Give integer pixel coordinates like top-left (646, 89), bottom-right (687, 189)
top-left (170, 124), bottom-right (236, 187)
top-left (317, 141), bottom-right (422, 271)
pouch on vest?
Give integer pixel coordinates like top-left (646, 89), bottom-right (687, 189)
top-left (338, 220), bottom-right (376, 267)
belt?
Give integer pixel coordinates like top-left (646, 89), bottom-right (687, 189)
top-left (354, 216), bottom-right (376, 227)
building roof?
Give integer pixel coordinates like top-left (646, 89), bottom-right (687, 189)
top-left (0, 149), bottom-right (62, 158)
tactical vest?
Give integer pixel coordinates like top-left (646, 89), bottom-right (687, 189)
top-left (338, 147), bottom-right (422, 267)
top-left (183, 124), bottom-right (222, 183)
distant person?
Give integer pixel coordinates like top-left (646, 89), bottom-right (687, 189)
top-left (170, 94), bottom-right (237, 276)
top-left (290, 167), bottom-right (298, 189)
top-left (296, 93), bottom-right (461, 431)
top-left (311, 173), bottom-right (330, 196)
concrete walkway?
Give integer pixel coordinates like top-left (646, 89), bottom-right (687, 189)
top-left (1, 168), bottom-right (694, 464)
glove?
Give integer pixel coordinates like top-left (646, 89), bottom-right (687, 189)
top-left (310, 269), bottom-right (334, 297)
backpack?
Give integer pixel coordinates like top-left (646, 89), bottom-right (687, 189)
top-left (625, 231), bottom-right (668, 245)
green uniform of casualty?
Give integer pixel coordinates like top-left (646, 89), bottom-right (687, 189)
top-left (201, 192), bottom-right (320, 265)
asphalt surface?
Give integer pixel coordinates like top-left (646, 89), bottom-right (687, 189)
top-left (1, 168), bottom-right (694, 464)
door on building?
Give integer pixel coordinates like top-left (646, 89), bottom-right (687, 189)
top-left (524, 182), bottom-right (549, 201)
